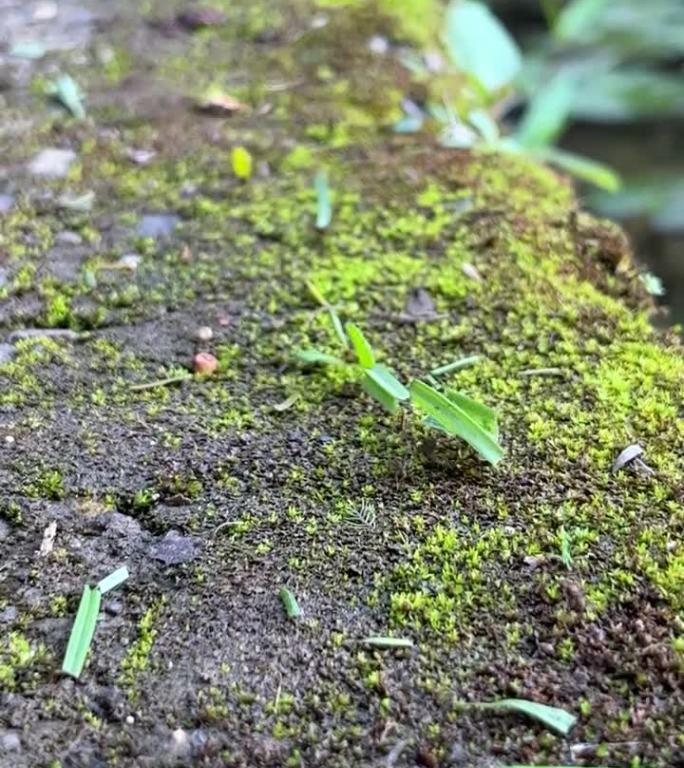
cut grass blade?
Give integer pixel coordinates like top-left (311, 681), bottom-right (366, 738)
top-left (97, 565), bottom-right (129, 595)
top-left (62, 566), bottom-right (130, 679)
top-left (62, 585), bottom-right (101, 678)
top-left (366, 364), bottom-right (410, 401)
top-left (314, 170), bottom-right (332, 229)
top-left (363, 636), bottom-right (413, 649)
top-left (410, 380), bottom-right (503, 465)
top-left (345, 322), bottom-right (375, 369)
top-left (482, 699), bottom-right (577, 736)
top-left (430, 355), bottom-right (482, 376)
top-left (279, 587), bottom-right (301, 619)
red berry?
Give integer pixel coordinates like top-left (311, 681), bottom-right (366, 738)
top-left (193, 352), bottom-right (218, 376)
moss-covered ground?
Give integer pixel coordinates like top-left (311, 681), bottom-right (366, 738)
top-left (0, 1), bottom-right (682, 766)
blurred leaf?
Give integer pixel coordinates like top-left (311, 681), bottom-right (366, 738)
top-left (589, 177), bottom-right (684, 232)
top-left (535, 147), bottom-right (621, 191)
top-left (440, 121), bottom-right (478, 149)
top-left (467, 109), bottom-right (500, 143)
top-left (394, 115), bottom-right (424, 134)
top-left (366, 364), bottom-right (410, 401)
top-left (231, 146), bottom-right (253, 179)
top-left (314, 170), bottom-right (332, 229)
top-left (554, 0), bottom-right (608, 41)
top-left (345, 322), bottom-right (375, 369)
top-left (444, 0), bottom-right (522, 93)
top-left (362, 374), bottom-right (399, 414)
top-left (515, 72), bottom-right (577, 149)
top-left (639, 272), bottom-right (665, 297)
top-left (570, 68), bottom-right (684, 121)
top-left (555, 0), bottom-right (684, 56)
top-left (410, 380), bottom-right (503, 465)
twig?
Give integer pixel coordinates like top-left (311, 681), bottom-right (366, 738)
top-left (129, 375), bottom-right (190, 391)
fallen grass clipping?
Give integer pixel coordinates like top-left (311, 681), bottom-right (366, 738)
top-left (362, 636), bottom-right (413, 649)
top-left (62, 566), bottom-right (129, 678)
top-left (465, 698), bottom-right (577, 736)
top-left (279, 587), bottom-right (301, 619)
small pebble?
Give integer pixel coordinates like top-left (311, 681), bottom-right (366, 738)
top-left (0, 731), bottom-right (21, 753)
top-left (193, 352), bottom-right (218, 376)
top-left (118, 254), bottom-right (141, 271)
top-left (125, 715), bottom-right (135, 725)
top-left (195, 326), bottom-right (213, 343)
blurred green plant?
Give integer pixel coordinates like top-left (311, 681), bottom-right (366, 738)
top-left (395, 0), bottom-right (621, 190)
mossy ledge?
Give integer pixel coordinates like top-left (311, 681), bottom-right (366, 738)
top-left (0, 1), bottom-right (682, 766)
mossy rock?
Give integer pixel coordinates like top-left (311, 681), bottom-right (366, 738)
top-left (0, 1), bottom-right (681, 766)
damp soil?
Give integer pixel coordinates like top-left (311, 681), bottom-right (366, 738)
top-left (0, 2), bottom-right (683, 768)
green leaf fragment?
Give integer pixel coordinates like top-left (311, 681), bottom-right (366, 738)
top-left (486, 698), bottom-right (578, 736)
top-left (314, 170), bottom-right (332, 229)
top-left (444, 0), bottom-right (522, 93)
top-left (430, 355), bottom-right (482, 376)
top-left (410, 380), bottom-right (503, 465)
top-left (345, 322), bottom-right (375, 369)
top-left (47, 74), bottom-right (86, 120)
top-left (362, 374), bottom-right (399, 414)
top-left (97, 565), bottom-right (129, 595)
top-left (62, 585), bottom-right (101, 678)
top-left (279, 587), bottom-right (301, 619)
top-left (295, 349), bottom-right (342, 366)
top-left (363, 636), bottom-right (413, 649)
top-left (365, 364), bottom-right (410, 401)
top-left (231, 146), bottom-right (253, 180)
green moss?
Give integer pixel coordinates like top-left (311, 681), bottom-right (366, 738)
top-left (120, 598), bottom-right (166, 699)
top-left (0, 632), bottom-right (47, 691)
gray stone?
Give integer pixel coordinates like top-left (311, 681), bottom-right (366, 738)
top-left (0, 194), bottom-right (14, 214)
top-left (28, 148), bottom-right (77, 178)
top-left (54, 230), bottom-right (84, 245)
top-left (137, 213), bottom-right (179, 238)
top-left (150, 530), bottom-right (199, 565)
top-left (0, 343), bottom-right (13, 364)
top-left (0, 606), bottom-right (18, 623)
top-left (0, 730), bottom-right (21, 753)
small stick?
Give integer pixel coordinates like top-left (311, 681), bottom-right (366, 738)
top-left (129, 375), bottom-right (190, 391)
